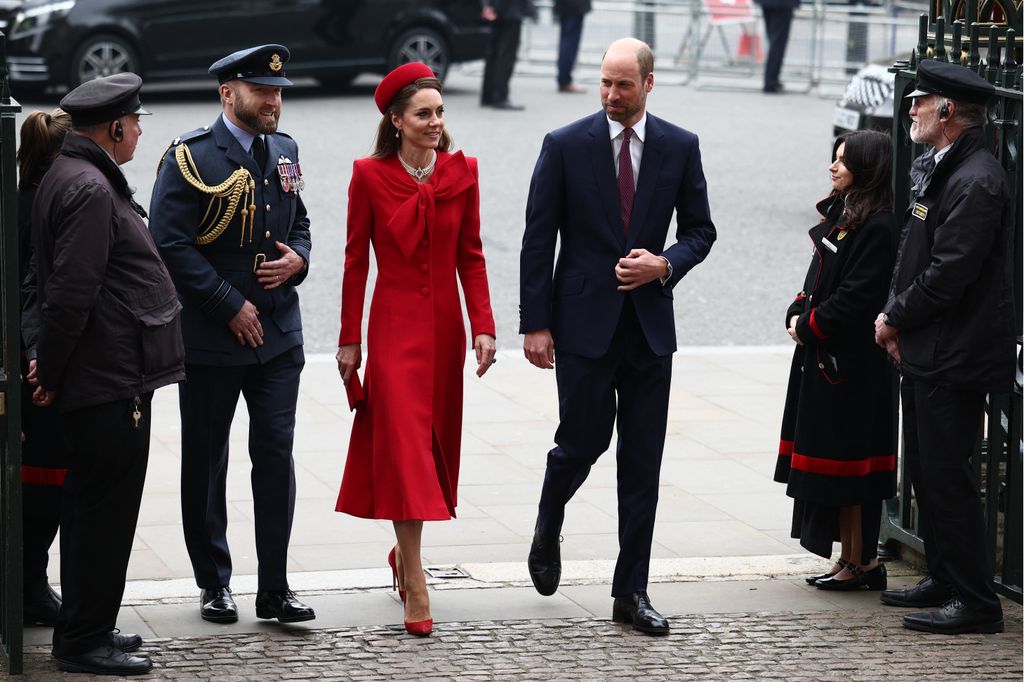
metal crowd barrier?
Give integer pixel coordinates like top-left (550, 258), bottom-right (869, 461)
top-left (518, 0), bottom-right (928, 91)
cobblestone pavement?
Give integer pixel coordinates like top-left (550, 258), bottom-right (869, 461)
top-left (15, 609), bottom-right (1023, 681)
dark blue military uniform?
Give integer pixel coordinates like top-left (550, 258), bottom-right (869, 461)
top-left (149, 45), bottom-right (311, 598)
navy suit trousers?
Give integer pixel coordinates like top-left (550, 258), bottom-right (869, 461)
top-left (180, 346), bottom-right (303, 591)
top-left (537, 298), bottom-right (672, 596)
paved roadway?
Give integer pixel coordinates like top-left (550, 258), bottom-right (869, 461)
top-left (18, 63), bottom-right (839, 352)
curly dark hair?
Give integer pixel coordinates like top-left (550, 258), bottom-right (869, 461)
top-left (831, 130), bottom-right (893, 230)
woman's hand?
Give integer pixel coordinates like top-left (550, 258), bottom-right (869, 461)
top-left (474, 334), bottom-right (497, 377)
top-left (336, 344), bottom-right (362, 384)
top-left (787, 315), bottom-right (803, 345)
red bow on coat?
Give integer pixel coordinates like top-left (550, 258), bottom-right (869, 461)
top-left (385, 151), bottom-right (474, 260)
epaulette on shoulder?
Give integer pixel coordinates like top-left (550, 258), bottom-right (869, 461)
top-left (155, 126), bottom-right (213, 176)
top-left (274, 130), bottom-right (294, 141)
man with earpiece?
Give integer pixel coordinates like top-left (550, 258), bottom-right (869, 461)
top-left (874, 59), bottom-right (1014, 635)
top-left (29, 73), bottom-right (185, 675)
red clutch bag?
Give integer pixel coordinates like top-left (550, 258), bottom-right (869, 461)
top-left (346, 371), bottom-right (366, 412)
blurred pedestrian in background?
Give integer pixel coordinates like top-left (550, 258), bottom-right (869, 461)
top-left (775, 130), bottom-right (897, 593)
top-left (481, 0), bottom-right (536, 109)
top-left (555, 0), bottom-right (591, 93)
top-left (336, 62), bottom-right (496, 637)
top-left (755, 0), bottom-right (799, 93)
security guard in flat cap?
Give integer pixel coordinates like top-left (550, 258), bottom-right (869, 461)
top-left (875, 59), bottom-right (1013, 634)
top-left (31, 73), bottom-right (184, 675)
top-left (149, 44), bottom-right (314, 624)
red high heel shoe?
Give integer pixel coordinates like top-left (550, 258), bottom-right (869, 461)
top-left (387, 547), bottom-right (407, 604)
top-left (404, 618), bottom-right (433, 636)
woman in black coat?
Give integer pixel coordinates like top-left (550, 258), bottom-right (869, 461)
top-left (775, 130), bottom-right (898, 591)
top-left (17, 108), bottom-right (72, 625)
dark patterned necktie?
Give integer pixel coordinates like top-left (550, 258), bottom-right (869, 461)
top-left (251, 135), bottom-right (267, 171)
top-left (618, 127), bottom-right (635, 235)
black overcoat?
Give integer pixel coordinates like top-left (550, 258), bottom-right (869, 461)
top-left (775, 197), bottom-right (898, 509)
top-left (31, 134), bottom-right (185, 412)
top-left (882, 126), bottom-right (1015, 392)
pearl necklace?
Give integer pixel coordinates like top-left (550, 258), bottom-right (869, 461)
top-left (398, 150), bottom-right (436, 180)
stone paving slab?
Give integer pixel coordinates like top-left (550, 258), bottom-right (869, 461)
top-left (16, 606), bottom-right (1023, 680)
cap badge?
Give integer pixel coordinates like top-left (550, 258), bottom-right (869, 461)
top-left (269, 54), bottom-right (283, 72)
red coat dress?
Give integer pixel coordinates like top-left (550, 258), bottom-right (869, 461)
top-left (335, 151), bottom-right (495, 520)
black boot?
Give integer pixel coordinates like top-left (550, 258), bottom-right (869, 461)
top-left (23, 582), bottom-right (61, 627)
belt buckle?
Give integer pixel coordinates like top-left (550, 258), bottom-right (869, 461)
top-left (253, 253), bottom-right (266, 273)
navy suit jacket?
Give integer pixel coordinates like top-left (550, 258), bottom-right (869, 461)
top-left (520, 111), bottom-right (715, 358)
top-left (149, 115), bottom-right (312, 366)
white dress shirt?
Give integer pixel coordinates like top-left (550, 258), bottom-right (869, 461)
top-left (608, 113), bottom-right (647, 189)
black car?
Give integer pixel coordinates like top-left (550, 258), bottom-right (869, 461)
top-left (3, 0), bottom-right (489, 92)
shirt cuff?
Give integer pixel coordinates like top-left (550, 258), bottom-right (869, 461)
top-left (659, 257), bottom-right (673, 286)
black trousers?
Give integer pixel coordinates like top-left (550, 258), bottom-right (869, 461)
top-left (761, 7), bottom-right (794, 90)
top-left (481, 18), bottom-right (522, 105)
top-left (53, 393), bottom-right (152, 655)
top-left (901, 377), bottom-right (1001, 612)
top-left (536, 299), bottom-right (672, 597)
top-left (179, 347), bottom-right (303, 591)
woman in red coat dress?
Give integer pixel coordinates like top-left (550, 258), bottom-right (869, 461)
top-left (335, 63), bottom-right (496, 636)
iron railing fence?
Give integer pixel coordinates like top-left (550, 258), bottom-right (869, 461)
top-left (0, 29), bottom-right (23, 675)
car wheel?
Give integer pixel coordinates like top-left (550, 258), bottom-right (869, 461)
top-left (69, 34), bottom-right (140, 88)
top-left (389, 27), bottom-right (449, 81)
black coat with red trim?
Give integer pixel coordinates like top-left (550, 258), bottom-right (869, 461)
top-left (774, 196), bottom-right (898, 505)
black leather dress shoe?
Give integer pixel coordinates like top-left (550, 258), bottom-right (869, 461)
top-left (23, 583), bottom-right (61, 626)
top-left (110, 631), bottom-right (143, 652)
top-left (612, 591), bottom-right (670, 635)
top-left (55, 644), bottom-right (153, 675)
top-left (200, 587), bottom-right (238, 623)
top-left (490, 100), bottom-right (525, 111)
top-left (903, 597), bottom-right (1004, 634)
top-left (255, 590), bottom-right (316, 623)
top-left (880, 575), bottom-right (952, 607)
top-left (527, 530), bottom-right (561, 596)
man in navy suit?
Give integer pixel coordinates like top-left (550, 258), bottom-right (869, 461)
top-left (149, 44), bottom-right (314, 625)
top-left (520, 38), bottom-right (716, 635)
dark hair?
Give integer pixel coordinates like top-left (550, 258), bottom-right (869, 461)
top-left (371, 76), bottom-right (452, 158)
top-left (832, 130), bottom-right (893, 230)
top-left (17, 108), bottom-right (71, 193)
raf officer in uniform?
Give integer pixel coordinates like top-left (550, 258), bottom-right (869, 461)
top-left (149, 44), bottom-right (314, 624)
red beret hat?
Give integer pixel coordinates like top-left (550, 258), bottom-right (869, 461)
top-left (374, 62), bottom-right (436, 114)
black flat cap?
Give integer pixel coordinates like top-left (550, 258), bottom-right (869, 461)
top-left (60, 72), bottom-right (150, 126)
top-left (905, 59), bottom-right (995, 104)
top-left (209, 44), bottom-right (293, 87)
